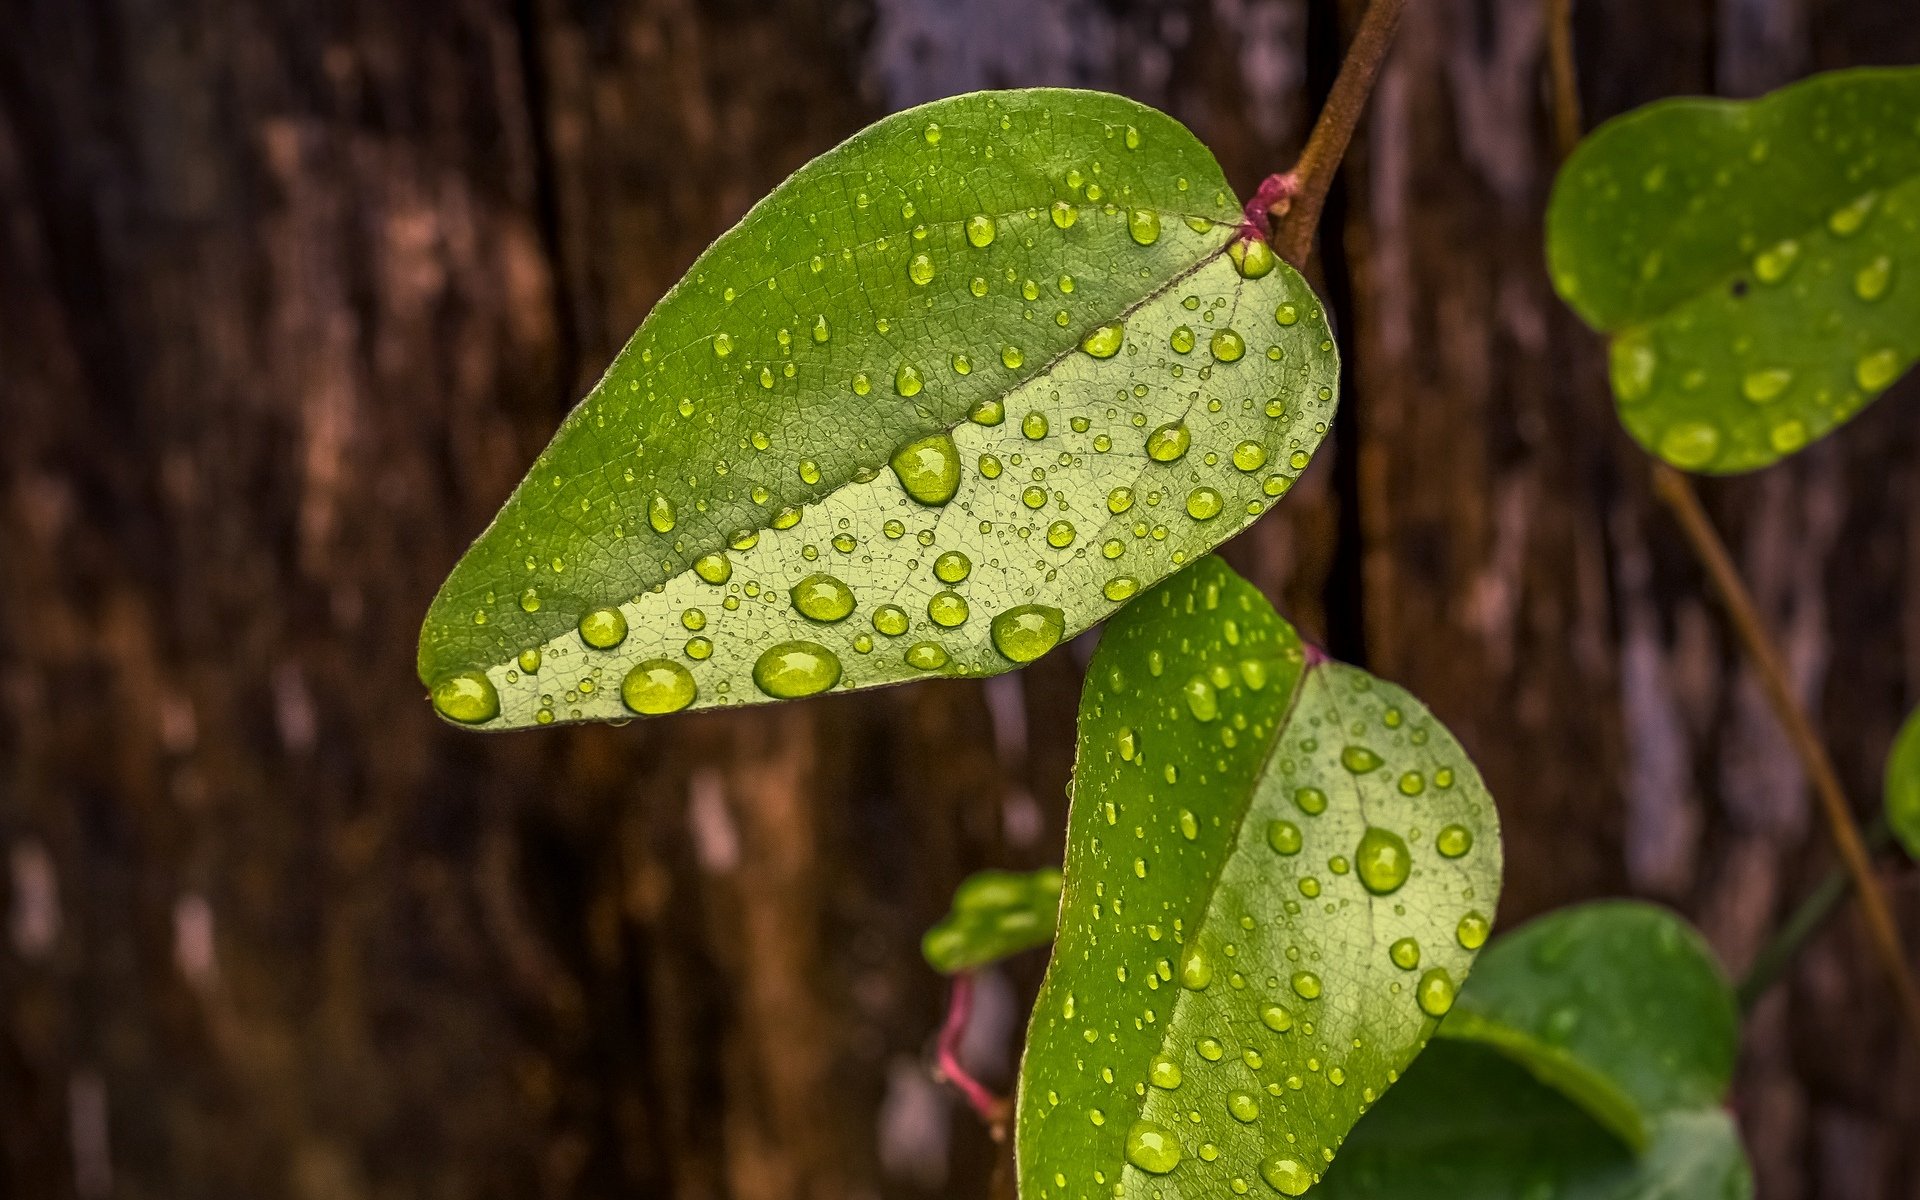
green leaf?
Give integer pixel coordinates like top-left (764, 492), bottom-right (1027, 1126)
top-left (1547, 67), bottom-right (1920, 473)
top-left (1885, 704), bottom-right (1920, 861)
top-left (923, 867), bottom-right (1064, 974)
top-left (1314, 1042), bottom-right (1752, 1200)
top-left (1314, 902), bottom-right (1752, 1200)
top-left (1016, 558), bottom-right (1502, 1198)
top-left (418, 89), bottom-right (1338, 728)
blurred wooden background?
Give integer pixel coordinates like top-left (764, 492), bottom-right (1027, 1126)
top-left (4, 0), bottom-right (1919, 1197)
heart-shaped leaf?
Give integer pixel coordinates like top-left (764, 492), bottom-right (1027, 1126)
top-left (1315, 901), bottom-right (1752, 1200)
top-left (418, 89), bottom-right (1338, 728)
top-left (1016, 558), bottom-right (1502, 1198)
top-left (1547, 67), bottom-right (1920, 473)
top-left (923, 867), bottom-right (1064, 974)
top-left (1886, 704), bottom-right (1920, 862)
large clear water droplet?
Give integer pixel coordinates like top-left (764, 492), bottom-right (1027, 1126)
top-left (432, 670), bottom-right (499, 724)
top-left (752, 641), bottom-right (842, 698)
top-left (890, 432), bottom-right (961, 505)
top-left (622, 659), bottom-right (697, 714)
top-left (991, 605), bottom-right (1064, 663)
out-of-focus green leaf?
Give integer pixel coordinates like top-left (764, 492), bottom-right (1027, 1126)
top-left (1316, 1042), bottom-right (1752, 1200)
top-left (1547, 67), bottom-right (1920, 472)
top-left (1315, 902), bottom-right (1752, 1200)
top-left (418, 89), bottom-right (1338, 728)
top-left (923, 868), bottom-right (1064, 974)
top-left (1016, 558), bottom-right (1502, 1198)
top-left (1885, 704), bottom-right (1920, 861)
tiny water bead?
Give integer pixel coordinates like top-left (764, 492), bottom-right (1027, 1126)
top-left (1266, 820), bottom-right (1303, 855)
top-left (908, 253), bottom-right (935, 286)
top-left (1291, 971), bottom-right (1322, 999)
top-left (1229, 237), bottom-right (1275, 279)
top-left (906, 641), bottom-right (950, 670)
top-left (991, 605), bottom-right (1065, 663)
top-left (753, 641), bottom-right (842, 698)
top-left (621, 659), bottom-right (696, 714)
top-left (1179, 946), bottom-right (1213, 990)
top-left (928, 590), bottom-right (970, 627)
top-left (648, 493), bottom-right (677, 533)
top-left (1210, 329), bottom-right (1246, 362)
top-left (1340, 745), bottom-right (1383, 773)
top-left (791, 573), bottom-right (855, 622)
top-left (1124, 1121), bottom-right (1182, 1175)
top-left (1389, 937), bottom-right (1421, 970)
top-left (579, 607), bottom-right (629, 649)
top-left (890, 432), bottom-right (961, 504)
top-left (1227, 1091), bottom-right (1261, 1122)
top-left (1023, 411), bottom-right (1050, 439)
top-left (1232, 441), bottom-right (1268, 471)
top-left (873, 605), bottom-right (910, 636)
top-left (1170, 325), bottom-right (1195, 354)
top-left (1260, 1004), bottom-right (1294, 1033)
top-left (432, 671), bottom-right (499, 724)
top-left (1354, 826), bottom-right (1412, 895)
top-left (1128, 208), bottom-right (1161, 245)
top-left (894, 363), bottom-right (924, 397)
top-left (518, 649), bottom-right (541, 674)
top-left (1103, 577), bottom-right (1138, 601)
top-left (1148, 1055), bottom-right (1183, 1089)
top-left (1457, 910), bottom-right (1491, 950)
top-left (1186, 487), bottom-right (1223, 520)
top-left (934, 551), bottom-right (972, 583)
top-left (1294, 787), bottom-right (1328, 816)
top-left (1050, 200), bottom-right (1077, 229)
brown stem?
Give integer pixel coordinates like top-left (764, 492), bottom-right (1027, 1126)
top-left (1651, 466), bottom-right (1920, 1043)
top-left (1544, 0), bottom-right (1583, 162)
top-left (1270, 0), bottom-right (1407, 268)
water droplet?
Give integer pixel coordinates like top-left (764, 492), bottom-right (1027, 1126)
top-left (812, 314), bottom-right (830, 343)
top-left (1124, 1121), bottom-right (1182, 1175)
top-left (753, 641), bottom-right (841, 698)
top-left (790, 574), bottom-right (855, 623)
top-left (1108, 486), bottom-right (1135, 514)
top-left (1081, 321), bottom-right (1125, 358)
top-left (1146, 422), bottom-right (1191, 462)
top-left (894, 363), bottom-right (924, 397)
top-left (1230, 237), bottom-right (1276, 279)
top-left (1197, 1037), bottom-right (1225, 1061)
top-left (579, 607), bottom-right (629, 649)
top-left (621, 660), bottom-right (696, 714)
top-left (1023, 411), bottom-right (1050, 439)
top-left (872, 605), bottom-right (909, 637)
top-left (1149, 1055), bottom-right (1183, 1089)
top-left (1261, 1004), bottom-right (1294, 1033)
top-left (1184, 676), bottom-right (1219, 722)
top-left (965, 214), bottom-right (996, 247)
top-left (712, 332), bottom-right (733, 359)
top-left (1186, 488), bottom-right (1223, 520)
top-left (694, 552), bottom-right (732, 584)
top-left (1128, 208), bottom-right (1161, 245)
top-left (1659, 421), bottom-right (1720, 469)
top-left (970, 397), bottom-right (1005, 426)
top-left (1857, 347), bottom-right (1902, 392)
top-left (1417, 967), bottom-right (1456, 1017)
top-left (649, 494), bottom-right (677, 533)
top-left (1341, 745), bottom-right (1383, 773)
top-left (1266, 820), bottom-right (1303, 855)
top-left (906, 641), bottom-right (949, 670)
top-left (1611, 329), bottom-right (1657, 402)
top-left (1295, 787), bottom-right (1328, 815)
top-left (1274, 303), bottom-right (1299, 327)
top-left (1046, 520), bottom-right (1076, 548)
top-left (923, 121), bottom-right (942, 144)
top-left (799, 459), bottom-right (823, 484)
top-left (992, 605), bottom-right (1064, 663)
top-left (1228, 1091), bottom-right (1261, 1122)
top-left (1231, 441), bottom-right (1268, 472)
top-left (1741, 367), bottom-right (1793, 403)
top-left (1436, 824), bottom-right (1474, 858)
top-left (1355, 826), bottom-right (1411, 895)
top-left (519, 588), bottom-right (541, 613)
top-left (1291, 971), bottom-right (1322, 999)
top-left (517, 649), bottom-right (541, 674)
top-left (1828, 191), bottom-right (1877, 236)
top-left (1855, 255), bottom-right (1893, 301)
top-left (1389, 937), bottom-right (1421, 970)
top-left (928, 590), bottom-right (970, 627)
top-left (908, 253), bottom-right (935, 286)
top-left (1261, 1157), bottom-right (1313, 1196)
top-left (1104, 577), bottom-right (1138, 601)
top-left (1752, 239), bottom-right (1800, 283)
top-left (431, 671), bottom-right (499, 724)
top-left (1050, 200), bottom-right (1077, 230)
top-left (933, 551), bottom-right (972, 583)
top-left (1457, 910), bottom-right (1490, 950)
top-left (1001, 345), bottom-right (1025, 369)
top-left (1210, 329), bottom-right (1245, 362)
top-left (891, 432), bottom-right (961, 504)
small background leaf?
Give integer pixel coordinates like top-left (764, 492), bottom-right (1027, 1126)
top-left (1885, 704), bottom-right (1920, 861)
top-left (1316, 901), bottom-right (1752, 1200)
top-left (418, 89), bottom-right (1337, 727)
top-left (1547, 67), bottom-right (1920, 472)
top-left (922, 867), bottom-right (1063, 973)
top-left (1017, 558), bottom-right (1502, 1198)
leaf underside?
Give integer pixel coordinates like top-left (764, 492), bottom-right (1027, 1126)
top-left (1885, 704), bottom-right (1920, 862)
top-left (418, 89), bottom-right (1338, 728)
top-left (1315, 902), bottom-right (1751, 1200)
top-left (923, 868), bottom-right (1065, 974)
top-left (1547, 66), bottom-right (1920, 473)
top-left (1016, 558), bottom-right (1502, 1199)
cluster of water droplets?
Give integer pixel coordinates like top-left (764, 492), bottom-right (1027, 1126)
top-left (1021, 564), bottom-right (1499, 1199)
top-left (429, 94), bottom-right (1339, 727)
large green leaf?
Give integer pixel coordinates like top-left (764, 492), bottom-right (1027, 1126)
top-left (1016, 558), bottom-right (1502, 1198)
top-left (419, 89), bottom-right (1338, 727)
top-left (1547, 67), bottom-right (1920, 473)
top-left (1315, 902), bottom-right (1752, 1200)
top-left (923, 867), bottom-right (1064, 974)
top-left (1885, 704), bottom-right (1920, 862)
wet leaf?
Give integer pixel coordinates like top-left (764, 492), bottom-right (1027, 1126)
top-left (1547, 67), bottom-right (1920, 472)
top-left (1016, 558), bottom-right (1502, 1198)
top-left (1315, 902), bottom-right (1752, 1200)
top-left (923, 867), bottom-right (1064, 974)
top-left (419, 90), bottom-right (1338, 727)
top-left (1885, 704), bottom-right (1920, 861)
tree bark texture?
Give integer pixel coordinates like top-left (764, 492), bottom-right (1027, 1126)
top-left (1, 1), bottom-right (1916, 1197)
